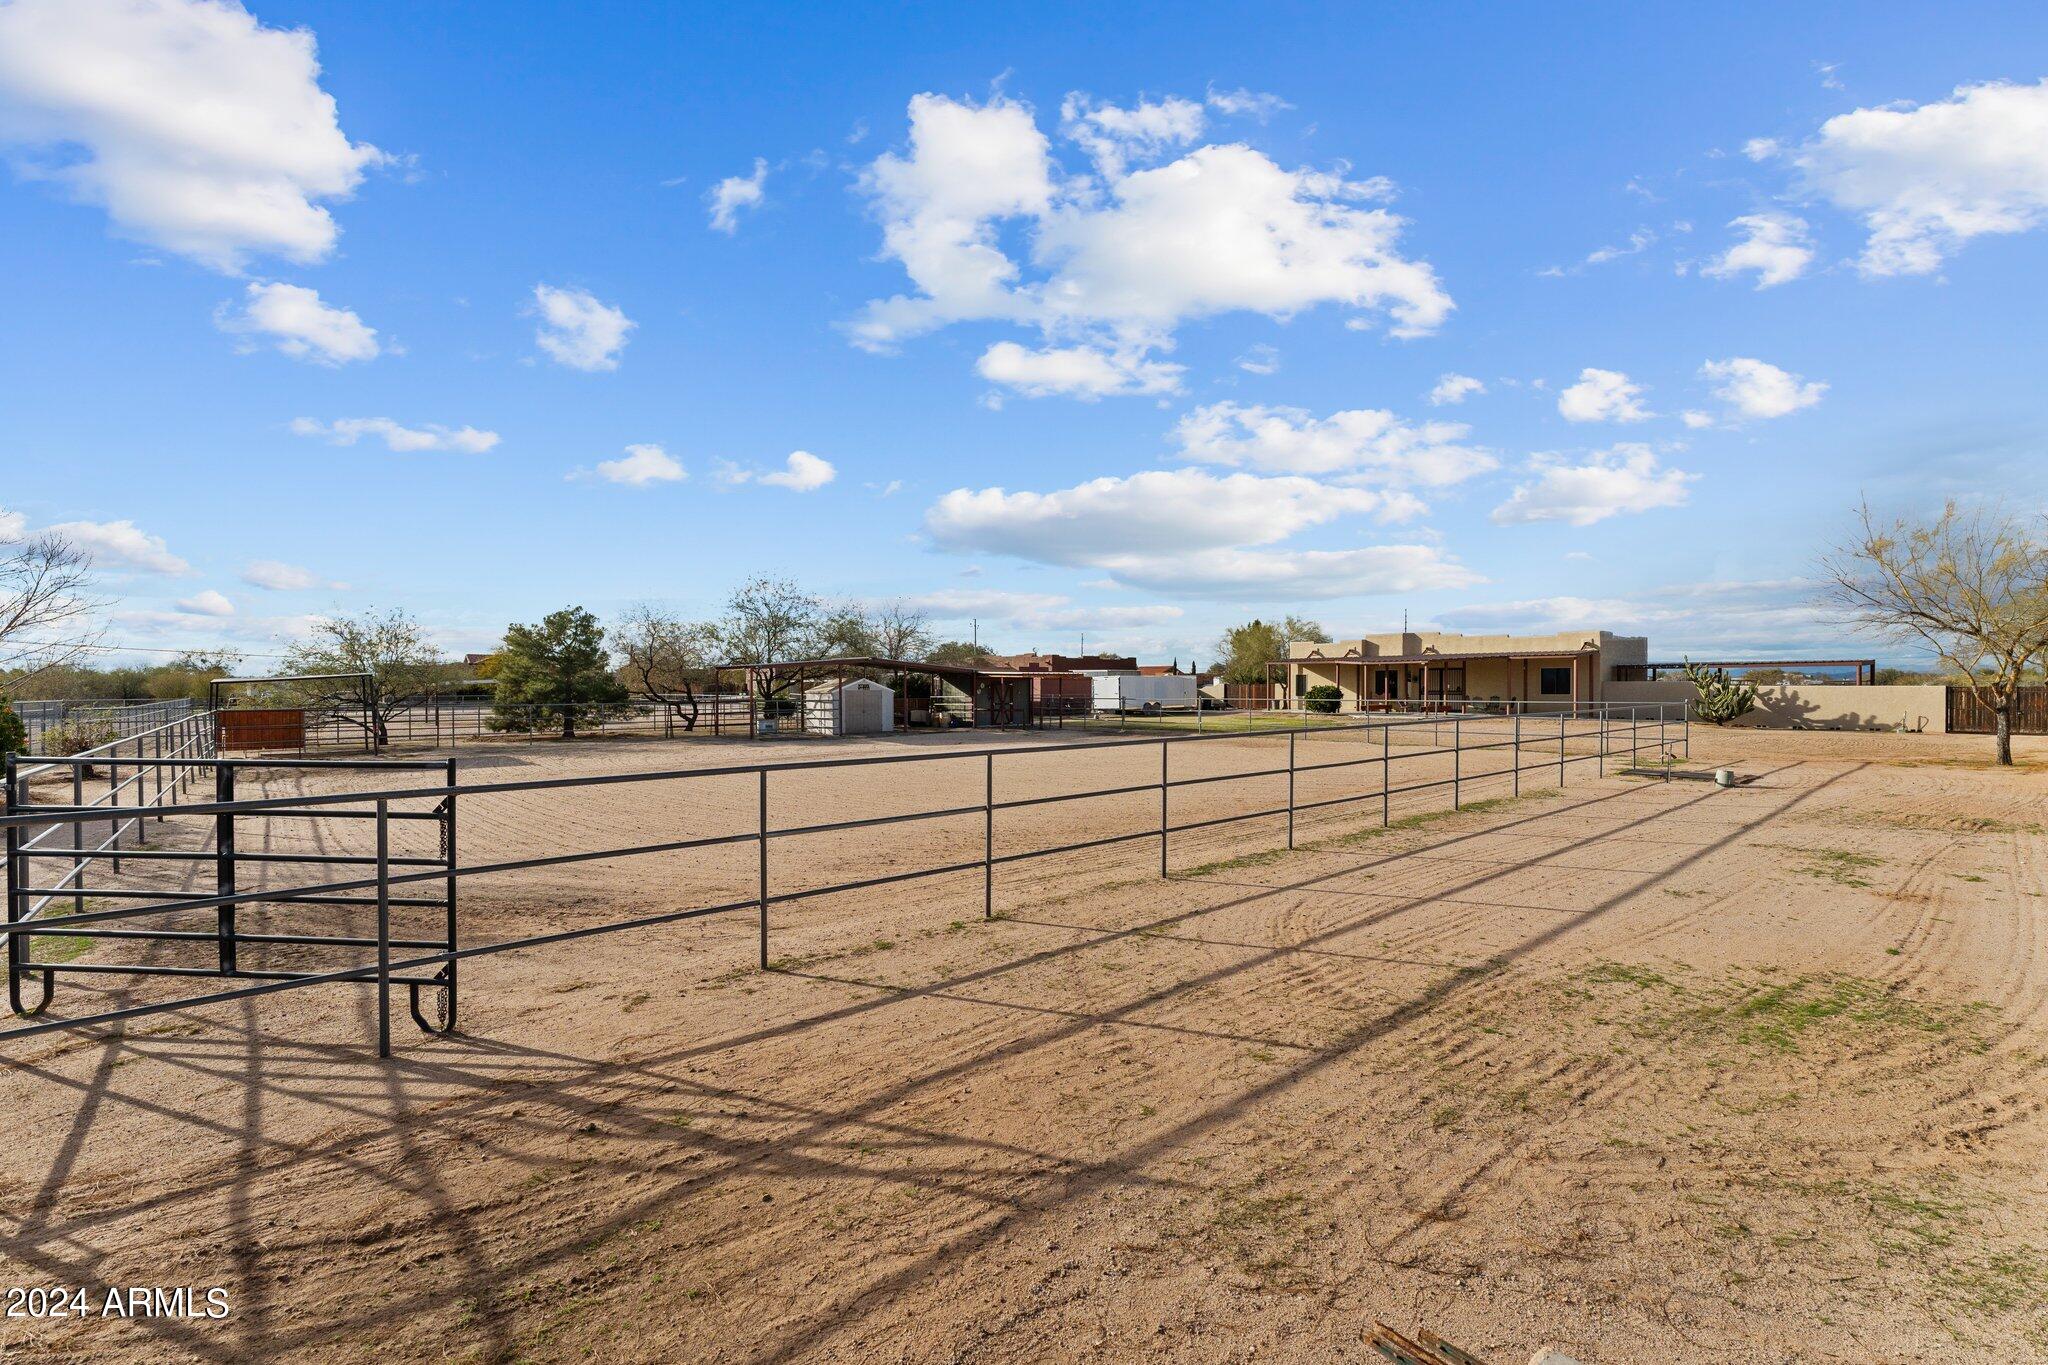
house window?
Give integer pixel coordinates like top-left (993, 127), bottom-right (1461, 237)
top-left (1539, 666), bottom-right (1572, 696)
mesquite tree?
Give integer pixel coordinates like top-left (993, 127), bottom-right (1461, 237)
top-left (1823, 500), bottom-right (2048, 765)
top-left (611, 606), bottom-right (721, 730)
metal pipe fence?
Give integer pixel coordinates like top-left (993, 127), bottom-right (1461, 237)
top-left (8, 698), bottom-right (194, 751)
top-left (2, 702), bottom-right (1689, 1057)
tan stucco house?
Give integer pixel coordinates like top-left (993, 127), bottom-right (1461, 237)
top-left (1271, 629), bottom-right (1649, 708)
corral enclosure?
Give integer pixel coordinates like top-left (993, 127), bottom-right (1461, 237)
top-left (3, 720), bottom-right (2047, 1362)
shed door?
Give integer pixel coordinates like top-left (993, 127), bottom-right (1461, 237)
top-left (844, 686), bottom-right (884, 734)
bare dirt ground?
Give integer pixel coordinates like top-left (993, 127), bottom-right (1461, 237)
top-left (3, 723), bottom-right (2047, 1362)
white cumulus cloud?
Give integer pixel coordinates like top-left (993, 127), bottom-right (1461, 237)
top-left (1700, 357), bottom-right (1827, 419)
top-left (591, 443), bottom-right (686, 487)
top-left (848, 92), bottom-right (1451, 389)
top-left (719, 450), bottom-right (836, 492)
top-left (1770, 79), bottom-right (2048, 276)
top-left (707, 157), bottom-right (768, 233)
top-left (1556, 367), bottom-right (1651, 423)
top-left (0, 0), bottom-right (383, 271)
top-left (1170, 401), bottom-right (1494, 487)
top-left (1428, 373), bottom-right (1485, 406)
top-left (44, 517), bottom-right (188, 574)
top-left (240, 560), bottom-right (344, 591)
top-left (1059, 93), bottom-right (1206, 176)
top-left (290, 417), bottom-right (499, 453)
top-left (976, 341), bottom-right (1183, 398)
top-left (175, 589), bottom-right (234, 617)
top-left (921, 466), bottom-right (1454, 596)
top-left (532, 284), bottom-right (634, 371)
top-left (216, 282), bottom-right (378, 364)
top-left (1491, 444), bottom-right (1694, 526)
top-left (1701, 212), bottom-right (1815, 288)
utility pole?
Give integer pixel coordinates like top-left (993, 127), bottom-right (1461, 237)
top-left (971, 618), bottom-right (978, 648)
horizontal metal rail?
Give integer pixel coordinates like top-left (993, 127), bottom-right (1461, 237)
top-left (3, 702), bottom-right (1688, 1055)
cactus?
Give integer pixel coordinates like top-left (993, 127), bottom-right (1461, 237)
top-left (1682, 658), bottom-right (1758, 726)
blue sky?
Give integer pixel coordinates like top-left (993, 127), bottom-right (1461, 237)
top-left (3, 1), bottom-right (2046, 669)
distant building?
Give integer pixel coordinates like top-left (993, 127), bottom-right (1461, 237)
top-left (1277, 629), bottom-right (1649, 706)
top-left (983, 651), bottom-right (1139, 673)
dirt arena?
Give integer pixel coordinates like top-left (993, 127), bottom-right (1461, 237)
top-left (3, 721), bottom-right (2046, 1362)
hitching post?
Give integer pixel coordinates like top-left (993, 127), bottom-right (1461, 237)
top-left (375, 798), bottom-right (391, 1058)
top-left (983, 751), bottom-right (994, 920)
top-left (757, 767), bottom-right (770, 969)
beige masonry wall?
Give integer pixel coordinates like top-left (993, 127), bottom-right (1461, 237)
top-left (1605, 681), bottom-right (1948, 733)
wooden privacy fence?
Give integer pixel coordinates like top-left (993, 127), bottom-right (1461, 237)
top-left (1946, 686), bottom-right (2048, 735)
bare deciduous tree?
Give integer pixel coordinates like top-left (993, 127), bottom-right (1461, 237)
top-left (0, 527), bottom-right (98, 685)
top-left (611, 605), bottom-right (721, 730)
top-left (1823, 500), bottom-right (2048, 765)
top-left (867, 600), bottom-right (934, 660)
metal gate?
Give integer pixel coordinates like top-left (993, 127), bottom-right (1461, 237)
top-left (4, 753), bottom-right (458, 1053)
top-left (1945, 686), bottom-right (2048, 735)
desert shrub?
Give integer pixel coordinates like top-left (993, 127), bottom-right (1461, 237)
top-left (0, 697), bottom-right (25, 758)
top-left (1302, 684), bottom-right (1343, 714)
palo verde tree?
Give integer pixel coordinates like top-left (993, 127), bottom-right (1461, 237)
top-left (494, 606), bottom-right (627, 738)
top-left (281, 608), bottom-right (448, 747)
top-left (1823, 500), bottom-right (2048, 765)
top-left (610, 605), bottom-right (721, 730)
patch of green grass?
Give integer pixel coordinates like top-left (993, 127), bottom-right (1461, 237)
top-left (29, 934), bottom-right (94, 964)
top-left (1566, 963), bottom-right (1991, 1057)
top-left (1429, 1104), bottom-right (1463, 1131)
top-left (1784, 847), bottom-right (1886, 888)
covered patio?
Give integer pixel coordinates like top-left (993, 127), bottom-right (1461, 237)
top-left (716, 655), bottom-right (1036, 734)
top-left (1265, 647), bottom-right (1600, 710)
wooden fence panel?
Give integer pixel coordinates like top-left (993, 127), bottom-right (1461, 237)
top-left (217, 709), bottom-right (306, 751)
top-left (1946, 686), bottom-right (2048, 735)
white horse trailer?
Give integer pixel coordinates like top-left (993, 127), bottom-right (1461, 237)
top-left (1088, 673), bottom-right (1198, 713)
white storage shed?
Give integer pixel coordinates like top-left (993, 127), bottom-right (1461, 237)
top-left (802, 677), bottom-right (895, 736)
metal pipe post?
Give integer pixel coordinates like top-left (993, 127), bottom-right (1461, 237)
top-left (1452, 715), bottom-right (1461, 810)
top-left (1286, 731), bottom-right (1296, 850)
top-left (215, 763), bottom-right (236, 974)
top-left (983, 751), bottom-right (994, 919)
top-left (1380, 721), bottom-right (1391, 826)
top-left (1158, 740), bottom-right (1169, 877)
top-left (71, 766), bottom-right (84, 918)
top-left (757, 767), bottom-right (770, 968)
top-left (1512, 708), bottom-right (1521, 797)
top-left (444, 757), bottom-right (459, 1018)
top-left (375, 798), bottom-right (391, 1058)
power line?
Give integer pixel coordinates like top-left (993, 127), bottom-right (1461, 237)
top-left (2, 638), bottom-right (297, 661)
